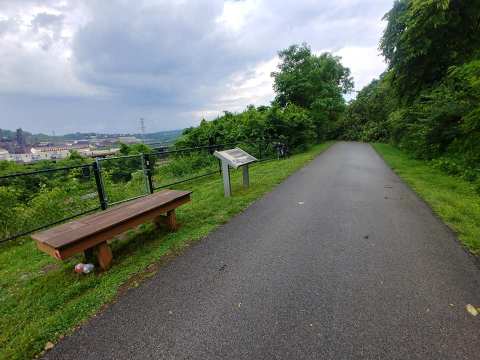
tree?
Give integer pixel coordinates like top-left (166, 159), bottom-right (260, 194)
top-left (105, 143), bottom-right (154, 182)
top-left (68, 150), bottom-right (83, 161)
top-left (339, 74), bottom-right (396, 141)
top-left (387, 59), bottom-right (480, 161)
top-left (272, 43), bottom-right (353, 109)
top-left (264, 104), bottom-right (316, 150)
top-left (380, 0), bottom-right (480, 101)
top-left (177, 43), bottom-right (354, 150)
top-left (271, 43), bottom-right (353, 140)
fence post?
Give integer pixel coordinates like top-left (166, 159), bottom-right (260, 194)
top-left (92, 161), bottom-right (107, 210)
top-left (144, 153), bottom-right (155, 194)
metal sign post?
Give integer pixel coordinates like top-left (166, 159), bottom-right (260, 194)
top-left (242, 165), bottom-right (249, 188)
top-left (214, 148), bottom-right (257, 197)
top-left (221, 160), bottom-right (231, 197)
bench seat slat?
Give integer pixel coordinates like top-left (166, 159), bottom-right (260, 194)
top-left (32, 190), bottom-right (191, 249)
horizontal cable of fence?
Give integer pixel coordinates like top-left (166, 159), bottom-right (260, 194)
top-left (154, 170), bottom-right (220, 190)
top-left (151, 143), bottom-right (236, 155)
top-left (108, 193), bottom-right (152, 207)
top-left (0, 163), bottom-right (92, 180)
top-left (0, 206), bottom-right (100, 244)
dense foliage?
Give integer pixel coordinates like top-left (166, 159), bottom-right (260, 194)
top-left (380, 0), bottom-right (480, 101)
top-left (177, 43), bottom-right (352, 150)
top-left (176, 104), bottom-right (316, 153)
top-left (341, 0), bottom-right (480, 186)
top-left (337, 74), bottom-right (396, 142)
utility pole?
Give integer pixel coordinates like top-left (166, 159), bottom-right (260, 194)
top-left (140, 118), bottom-right (146, 144)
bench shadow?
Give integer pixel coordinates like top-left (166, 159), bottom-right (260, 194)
top-left (108, 221), bottom-right (172, 263)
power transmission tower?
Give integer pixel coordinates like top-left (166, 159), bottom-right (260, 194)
top-left (140, 118), bottom-right (145, 144)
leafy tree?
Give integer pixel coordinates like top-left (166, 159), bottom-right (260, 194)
top-left (103, 143), bottom-right (154, 183)
top-left (177, 43), bottom-right (354, 150)
top-left (380, 0), bottom-right (480, 100)
top-left (119, 143), bottom-right (152, 155)
top-left (176, 104), bottom-right (317, 154)
top-left (271, 43), bottom-right (353, 140)
top-left (272, 44), bottom-right (353, 108)
top-left (339, 74), bottom-right (396, 141)
top-left (264, 104), bottom-right (316, 150)
top-left (389, 59), bottom-right (480, 161)
top-left (67, 150), bottom-right (83, 161)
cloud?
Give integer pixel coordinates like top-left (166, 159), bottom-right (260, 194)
top-left (31, 12), bottom-right (65, 49)
top-left (0, 0), bottom-right (392, 134)
top-left (0, 0), bottom-right (99, 98)
top-left (72, 0), bottom-right (266, 108)
top-left (0, 17), bottom-right (19, 36)
top-left (336, 46), bottom-right (387, 91)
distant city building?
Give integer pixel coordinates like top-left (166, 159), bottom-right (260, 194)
top-left (37, 141), bottom-right (54, 147)
top-left (77, 148), bottom-right (120, 158)
top-left (0, 128), bottom-right (163, 163)
top-left (15, 128), bottom-right (27, 153)
top-left (117, 136), bottom-right (140, 144)
top-left (0, 148), bottom-right (10, 161)
top-left (30, 146), bottom-right (71, 161)
top-left (73, 140), bottom-right (90, 146)
top-left (10, 153), bottom-right (32, 163)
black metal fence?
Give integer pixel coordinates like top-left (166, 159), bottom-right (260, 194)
top-left (0, 142), bottom-right (280, 244)
top-left (0, 163), bottom-right (101, 243)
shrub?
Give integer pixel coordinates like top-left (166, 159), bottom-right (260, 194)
top-left (159, 153), bottom-right (218, 178)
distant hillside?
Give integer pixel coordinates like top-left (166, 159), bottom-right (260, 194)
top-left (138, 129), bottom-right (184, 145)
top-left (0, 128), bottom-right (184, 145)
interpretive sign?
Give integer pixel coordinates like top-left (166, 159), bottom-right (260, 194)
top-left (214, 148), bottom-right (257, 169)
top-left (214, 148), bottom-right (258, 197)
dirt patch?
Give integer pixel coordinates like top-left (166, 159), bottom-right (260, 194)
top-left (39, 263), bottom-right (60, 274)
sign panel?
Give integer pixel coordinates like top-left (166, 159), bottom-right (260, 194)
top-left (214, 147), bottom-right (257, 197)
top-left (214, 148), bottom-right (257, 169)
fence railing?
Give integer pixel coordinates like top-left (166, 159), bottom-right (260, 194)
top-left (0, 163), bottom-right (101, 243)
top-left (0, 142), bottom-right (281, 244)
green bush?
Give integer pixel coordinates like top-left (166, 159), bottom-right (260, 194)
top-left (158, 153), bottom-right (218, 178)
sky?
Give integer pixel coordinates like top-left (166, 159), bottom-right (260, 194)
top-left (0, 0), bottom-right (392, 135)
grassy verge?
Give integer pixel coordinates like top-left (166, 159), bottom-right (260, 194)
top-left (0, 142), bottom-right (332, 360)
top-left (373, 143), bottom-right (480, 255)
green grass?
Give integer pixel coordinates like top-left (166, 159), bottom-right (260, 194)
top-left (0, 142), bottom-right (332, 360)
top-left (373, 143), bottom-right (480, 255)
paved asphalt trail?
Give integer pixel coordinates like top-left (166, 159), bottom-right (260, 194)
top-left (45, 142), bottom-right (479, 359)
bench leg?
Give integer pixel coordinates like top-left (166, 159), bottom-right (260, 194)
top-left (95, 242), bottom-right (113, 271)
top-left (154, 209), bottom-right (178, 231)
top-left (166, 209), bottom-right (177, 231)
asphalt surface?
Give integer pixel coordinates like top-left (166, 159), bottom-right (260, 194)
top-left (45, 142), bottom-right (480, 360)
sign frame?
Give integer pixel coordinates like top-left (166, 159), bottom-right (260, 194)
top-left (214, 148), bottom-right (257, 169)
top-left (214, 147), bottom-right (258, 197)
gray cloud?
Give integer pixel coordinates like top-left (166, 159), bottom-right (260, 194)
top-left (73, 0), bottom-right (257, 107)
top-left (31, 13), bottom-right (65, 50)
top-left (0, 17), bottom-right (18, 36)
top-left (31, 13), bottom-right (65, 30)
top-left (0, 0), bottom-right (392, 134)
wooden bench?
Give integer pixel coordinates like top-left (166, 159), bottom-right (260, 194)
top-left (32, 190), bottom-right (191, 270)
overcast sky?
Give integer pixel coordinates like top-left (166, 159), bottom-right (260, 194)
top-left (0, 0), bottom-right (391, 134)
